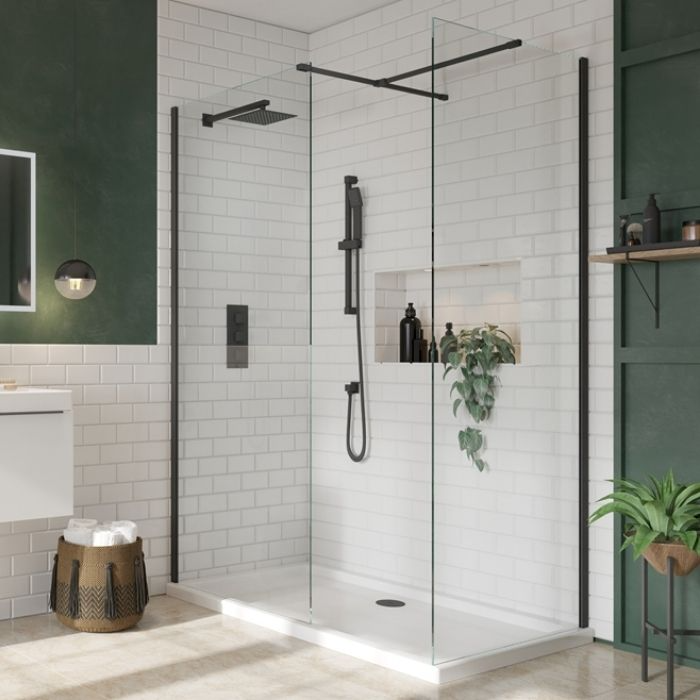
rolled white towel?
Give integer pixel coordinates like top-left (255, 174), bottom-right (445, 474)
top-left (63, 528), bottom-right (94, 546)
top-left (68, 518), bottom-right (98, 530)
top-left (92, 527), bottom-right (126, 547)
top-left (110, 520), bottom-right (137, 544)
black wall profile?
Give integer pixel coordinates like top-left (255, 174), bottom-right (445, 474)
top-left (578, 56), bottom-right (590, 630)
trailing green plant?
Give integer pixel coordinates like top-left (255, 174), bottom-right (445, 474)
top-left (588, 470), bottom-right (700, 558)
top-left (440, 323), bottom-right (515, 471)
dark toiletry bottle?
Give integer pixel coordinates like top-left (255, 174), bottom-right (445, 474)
top-left (420, 334), bottom-right (428, 362)
top-left (643, 194), bottom-right (660, 244)
top-left (400, 303), bottom-right (420, 362)
top-left (412, 329), bottom-right (427, 363)
top-left (428, 340), bottom-right (439, 363)
top-left (439, 322), bottom-right (455, 365)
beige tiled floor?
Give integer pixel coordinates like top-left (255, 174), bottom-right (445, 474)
top-left (1, 596), bottom-right (700, 699)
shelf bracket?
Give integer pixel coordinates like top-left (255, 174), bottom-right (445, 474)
top-left (625, 252), bottom-right (659, 328)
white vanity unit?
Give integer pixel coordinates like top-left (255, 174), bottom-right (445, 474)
top-left (0, 388), bottom-right (73, 522)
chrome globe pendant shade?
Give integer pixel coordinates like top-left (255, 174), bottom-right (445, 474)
top-left (54, 4), bottom-right (96, 301)
top-left (54, 259), bottom-right (96, 300)
top-left (17, 268), bottom-right (31, 303)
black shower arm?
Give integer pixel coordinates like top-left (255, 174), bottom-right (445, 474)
top-left (202, 100), bottom-right (270, 127)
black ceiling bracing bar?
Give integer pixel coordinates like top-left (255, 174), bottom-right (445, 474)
top-left (296, 63), bottom-right (448, 100)
top-left (296, 38), bottom-right (522, 101)
top-left (384, 38), bottom-right (522, 84)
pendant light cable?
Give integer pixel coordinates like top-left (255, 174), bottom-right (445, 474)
top-left (54, 0), bottom-right (97, 300)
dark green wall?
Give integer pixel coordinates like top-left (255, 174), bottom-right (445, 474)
top-left (615, 0), bottom-right (700, 668)
top-left (0, 0), bottom-right (156, 344)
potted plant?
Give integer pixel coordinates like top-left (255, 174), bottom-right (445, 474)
top-left (588, 470), bottom-right (700, 575)
top-left (440, 323), bottom-right (515, 471)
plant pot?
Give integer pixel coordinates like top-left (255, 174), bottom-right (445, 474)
top-left (642, 541), bottom-right (700, 576)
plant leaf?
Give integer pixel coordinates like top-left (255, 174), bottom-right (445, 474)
top-left (679, 530), bottom-right (699, 551)
top-left (473, 376), bottom-right (489, 400)
top-left (602, 492), bottom-right (650, 525)
top-left (676, 483), bottom-right (700, 508)
top-left (644, 501), bottom-right (670, 535)
top-left (467, 400), bottom-right (482, 422)
top-left (589, 500), bottom-right (649, 526)
top-left (631, 527), bottom-right (660, 559)
top-left (452, 398), bottom-right (462, 417)
top-left (609, 478), bottom-right (655, 502)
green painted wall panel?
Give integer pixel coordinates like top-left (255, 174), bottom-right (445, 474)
top-left (615, 0), bottom-right (700, 670)
top-left (622, 52), bottom-right (700, 202)
top-left (622, 261), bottom-right (700, 347)
top-left (0, 0), bottom-right (156, 344)
top-left (622, 0), bottom-right (700, 51)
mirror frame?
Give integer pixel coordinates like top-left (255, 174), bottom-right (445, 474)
top-left (0, 147), bottom-right (36, 313)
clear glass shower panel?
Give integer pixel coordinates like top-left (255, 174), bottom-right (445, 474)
top-left (432, 19), bottom-right (581, 663)
top-left (177, 68), bottom-right (311, 623)
top-left (309, 63), bottom-right (433, 661)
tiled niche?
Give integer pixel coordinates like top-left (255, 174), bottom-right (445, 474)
top-left (374, 261), bottom-right (521, 364)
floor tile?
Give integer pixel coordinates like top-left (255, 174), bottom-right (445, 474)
top-left (0, 595), bottom-right (699, 699)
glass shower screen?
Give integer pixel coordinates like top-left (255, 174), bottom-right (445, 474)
top-left (176, 67), bottom-right (312, 624)
top-left (431, 18), bottom-right (582, 664)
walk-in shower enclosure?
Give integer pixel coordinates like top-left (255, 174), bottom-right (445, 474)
top-left (168, 19), bottom-right (591, 683)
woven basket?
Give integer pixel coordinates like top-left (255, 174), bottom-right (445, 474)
top-left (643, 541), bottom-right (700, 577)
top-left (50, 536), bottom-right (149, 632)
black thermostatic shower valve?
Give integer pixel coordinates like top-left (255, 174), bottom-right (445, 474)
top-left (226, 304), bottom-right (248, 369)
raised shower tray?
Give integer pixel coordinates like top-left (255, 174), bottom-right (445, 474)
top-left (167, 567), bottom-right (592, 684)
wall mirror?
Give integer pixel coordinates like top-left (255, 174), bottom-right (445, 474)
top-left (0, 148), bottom-right (35, 311)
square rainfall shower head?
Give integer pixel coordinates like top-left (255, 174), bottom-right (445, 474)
top-left (202, 100), bottom-right (297, 128)
top-left (229, 107), bottom-right (296, 126)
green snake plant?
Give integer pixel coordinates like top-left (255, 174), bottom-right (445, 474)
top-left (588, 471), bottom-right (700, 558)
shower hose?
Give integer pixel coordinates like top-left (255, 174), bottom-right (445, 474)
top-left (346, 246), bottom-right (367, 462)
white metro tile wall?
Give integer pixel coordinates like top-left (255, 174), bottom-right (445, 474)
top-left (309, 0), bottom-right (613, 639)
top-left (0, 0), bottom-right (309, 619)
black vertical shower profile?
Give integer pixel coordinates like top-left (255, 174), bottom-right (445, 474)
top-left (578, 56), bottom-right (590, 630)
top-left (170, 106), bottom-right (180, 584)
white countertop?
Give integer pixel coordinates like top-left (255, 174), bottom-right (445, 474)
top-left (0, 387), bottom-right (72, 414)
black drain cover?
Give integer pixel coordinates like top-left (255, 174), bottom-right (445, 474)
top-left (376, 599), bottom-right (405, 607)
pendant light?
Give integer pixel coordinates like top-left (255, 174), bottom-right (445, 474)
top-left (54, 259), bottom-right (96, 299)
top-left (54, 2), bottom-right (96, 300)
top-left (17, 268), bottom-right (32, 304)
